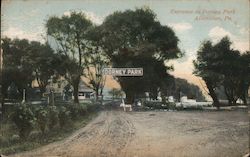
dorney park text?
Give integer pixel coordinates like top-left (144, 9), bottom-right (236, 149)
top-left (102, 68), bottom-right (143, 76)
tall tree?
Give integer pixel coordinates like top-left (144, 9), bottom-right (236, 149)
top-left (194, 36), bottom-right (250, 107)
top-left (99, 8), bottom-right (182, 103)
top-left (46, 12), bottom-right (93, 103)
top-left (237, 51), bottom-right (250, 105)
top-left (1, 38), bottom-right (57, 100)
top-left (174, 78), bottom-right (206, 101)
top-left (84, 26), bottom-right (110, 101)
top-left (1, 38), bottom-right (34, 101)
top-left (193, 40), bottom-right (221, 108)
top-left (28, 41), bottom-right (56, 94)
top-left (213, 38), bottom-right (240, 105)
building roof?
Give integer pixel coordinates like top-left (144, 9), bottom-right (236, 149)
top-left (79, 80), bottom-right (94, 93)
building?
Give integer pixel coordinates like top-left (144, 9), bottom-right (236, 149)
top-left (76, 80), bottom-right (95, 100)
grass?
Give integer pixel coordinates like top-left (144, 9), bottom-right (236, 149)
top-left (0, 111), bottom-right (98, 155)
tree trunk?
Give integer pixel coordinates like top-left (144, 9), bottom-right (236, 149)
top-left (95, 87), bottom-right (99, 101)
top-left (242, 95), bottom-right (247, 105)
top-left (125, 90), bottom-right (134, 104)
top-left (224, 86), bottom-right (233, 105)
top-left (1, 95), bottom-right (5, 120)
top-left (73, 79), bottom-right (80, 104)
top-left (206, 81), bottom-right (220, 109)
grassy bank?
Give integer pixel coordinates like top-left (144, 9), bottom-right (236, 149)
top-left (0, 103), bottom-right (99, 155)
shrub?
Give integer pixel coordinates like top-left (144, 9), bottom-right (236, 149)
top-left (12, 103), bottom-right (36, 139)
top-left (58, 106), bottom-right (71, 128)
top-left (167, 102), bottom-right (176, 110)
top-left (67, 103), bottom-right (80, 120)
top-left (47, 105), bottom-right (59, 130)
top-left (35, 107), bottom-right (48, 134)
top-left (143, 101), bottom-right (176, 110)
top-left (78, 103), bottom-right (88, 116)
top-left (87, 103), bottom-right (100, 112)
top-left (144, 101), bottom-right (163, 109)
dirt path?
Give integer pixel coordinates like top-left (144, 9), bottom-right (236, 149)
top-left (11, 110), bottom-right (249, 157)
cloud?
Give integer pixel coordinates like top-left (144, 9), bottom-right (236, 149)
top-left (63, 11), bottom-right (71, 16)
top-left (233, 41), bottom-right (249, 52)
top-left (208, 26), bottom-right (234, 41)
top-left (63, 10), bottom-right (104, 25)
top-left (208, 26), bottom-right (249, 52)
top-left (2, 27), bottom-right (45, 42)
top-left (168, 22), bottom-right (192, 32)
top-left (239, 27), bottom-right (249, 35)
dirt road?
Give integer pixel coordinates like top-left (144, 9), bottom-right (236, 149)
top-left (12, 110), bottom-right (249, 157)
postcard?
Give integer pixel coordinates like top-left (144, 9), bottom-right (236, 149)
top-left (0, 0), bottom-right (249, 157)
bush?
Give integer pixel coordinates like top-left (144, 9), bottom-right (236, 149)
top-left (144, 101), bottom-right (163, 109)
top-left (35, 107), bottom-right (48, 134)
top-left (167, 102), bottom-right (176, 110)
top-left (47, 105), bottom-right (59, 130)
top-left (58, 106), bottom-right (71, 128)
top-left (87, 103), bottom-right (100, 112)
top-left (12, 103), bottom-right (36, 139)
top-left (67, 104), bottom-right (80, 120)
top-left (143, 101), bottom-right (176, 110)
top-left (78, 103), bottom-right (88, 116)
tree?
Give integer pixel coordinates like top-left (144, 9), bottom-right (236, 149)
top-left (1, 38), bottom-right (34, 101)
top-left (194, 36), bottom-right (250, 107)
top-left (1, 37), bottom-right (57, 118)
top-left (236, 51), bottom-right (250, 105)
top-left (46, 12), bottom-right (93, 104)
top-left (84, 26), bottom-right (110, 101)
top-left (27, 41), bottom-right (57, 94)
top-left (1, 38), bottom-right (57, 97)
top-left (99, 8), bottom-right (182, 103)
top-left (108, 88), bottom-right (124, 100)
top-left (193, 40), bottom-right (221, 108)
top-left (174, 78), bottom-right (206, 101)
top-left (211, 37), bottom-right (239, 105)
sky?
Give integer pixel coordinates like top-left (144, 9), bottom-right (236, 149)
top-left (1, 0), bottom-right (249, 98)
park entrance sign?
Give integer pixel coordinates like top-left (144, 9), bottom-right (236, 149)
top-left (103, 68), bottom-right (143, 76)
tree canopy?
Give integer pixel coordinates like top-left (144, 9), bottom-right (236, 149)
top-left (194, 36), bottom-right (250, 107)
top-left (46, 12), bottom-right (94, 103)
top-left (98, 8), bottom-right (182, 103)
top-left (1, 38), bottom-right (56, 101)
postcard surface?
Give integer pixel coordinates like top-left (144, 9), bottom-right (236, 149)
top-left (0, 0), bottom-right (249, 157)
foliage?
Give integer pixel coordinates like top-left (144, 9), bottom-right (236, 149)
top-left (58, 106), bottom-right (71, 128)
top-left (67, 103), bottom-right (80, 120)
top-left (1, 38), bottom-right (34, 100)
top-left (84, 26), bottom-right (110, 100)
top-left (194, 36), bottom-right (250, 106)
top-left (143, 101), bottom-right (169, 110)
top-left (174, 78), bottom-right (206, 101)
top-left (28, 41), bottom-right (57, 94)
top-left (86, 103), bottom-right (100, 112)
top-left (1, 38), bottom-right (57, 99)
top-left (0, 103), bottom-right (97, 155)
top-left (98, 8), bottom-right (182, 103)
top-left (35, 107), bottom-right (48, 134)
top-left (47, 105), bottom-right (59, 130)
top-left (46, 12), bottom-right (93, 103)
top-left (11, 103), bottom-right (36, 139)
top-left (108, 88), bottom-right (124, 99)
top-left (193, 39), bottom-right (221, 108)
top-left (78, 103), bottom-right (88, 116)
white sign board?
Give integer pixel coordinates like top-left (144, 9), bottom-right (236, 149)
top-left (103, 68), bottom-right (143, 76)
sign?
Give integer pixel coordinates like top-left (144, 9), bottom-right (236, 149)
top-left (103, 68), bottom-right (143, 76)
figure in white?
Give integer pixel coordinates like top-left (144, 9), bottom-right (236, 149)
top-left (120, 99), bottom-right (132, 112)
